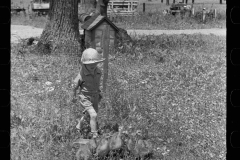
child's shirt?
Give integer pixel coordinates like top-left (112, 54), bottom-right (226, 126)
top-left (74, 64), bottom-right (102, 94)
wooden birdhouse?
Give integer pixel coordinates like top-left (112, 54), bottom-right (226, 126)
top-left (81, 14), bottom-right (119, 92)
top-left (81, 13), bottom-right (119, 50)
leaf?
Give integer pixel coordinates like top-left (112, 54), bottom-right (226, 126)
top-left (72, 138), bottom-right (91, 145)
top-left (19, 134), bottom-right (26, 142)
top-left (54, 108), bottom-right (59, 114)
top-left (38, 133), bottom-right (45, 143)
top-left (11, 128), bottom-right (17, 138)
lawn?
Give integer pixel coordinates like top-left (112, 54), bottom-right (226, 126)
top-left (113, 0), bottom-right (226, 29)
top-left (11, 34), bottom-right (226, 160)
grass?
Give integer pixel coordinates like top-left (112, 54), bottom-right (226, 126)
top-left (113, 10), bottom-right (225, 29)
top-left (137, 0), bottom-right (226, 12)
top-left (11, 9), bottom-right (226, 30)
top-left (111, 0), bottom-right (226, 29)
top-left (11, 34), bottom-right (226, 160)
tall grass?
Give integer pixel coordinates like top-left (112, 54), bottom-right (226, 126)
top-left (137, 1), bottom-right (226, 12)
top-left (11, 34), bottom-right (226, 160)
top-left (105, 34), bottom-right (226, 160)
top-left (113, 9), bottom-right (226, 29)
top-left (11, 9), bottom-right (225, 30)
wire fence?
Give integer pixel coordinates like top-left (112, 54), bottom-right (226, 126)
top-left (136, 1), bottom-right (226, 13)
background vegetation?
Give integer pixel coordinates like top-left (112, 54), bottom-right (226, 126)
top-left (11, 0), bottom-right (226, 30)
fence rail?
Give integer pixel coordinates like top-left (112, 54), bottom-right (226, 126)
top-left (107, 0), bottom-right (139, 16)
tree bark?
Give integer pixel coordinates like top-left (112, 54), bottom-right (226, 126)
top-left (36, 0), bottom-right (82, 56)
top-left (166, 0), bottom-right (169, 5)
top-left (95, 0), bottom-right (109, 17)
top-left (79, 0), bottom-right (97, 14)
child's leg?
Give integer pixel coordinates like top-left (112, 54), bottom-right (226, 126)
top-left (76, 109), bottom-right (88, 130)
top-left (76, 116), bottom-right (84, 130)
top-left (79, 93), bottom-right (99, 138)
top-left (87, 108), bottom-right (98, 138)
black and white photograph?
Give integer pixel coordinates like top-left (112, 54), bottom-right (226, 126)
top-left (11, 0), bottom-right (226, 159)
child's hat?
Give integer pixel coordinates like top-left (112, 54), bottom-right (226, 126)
top-left (81, 48), bottom-right (105, 64)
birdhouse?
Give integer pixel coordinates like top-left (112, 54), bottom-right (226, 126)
top-left (81, 13), bottom-right (119, 50)
top-left (81, 14), bottom-right (119, 92)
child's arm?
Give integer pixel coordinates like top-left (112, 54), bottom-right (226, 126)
top-left (98, 89), bottom-right (103, 102)
top-left (72, 73), bottom-right (81, 101)
top-left (98, 70), bottom-right (103, 102)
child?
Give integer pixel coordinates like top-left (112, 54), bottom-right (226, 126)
top-left (72, 48), bottom-right (105, 139)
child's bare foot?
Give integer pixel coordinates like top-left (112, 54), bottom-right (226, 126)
top-left (91, 131), bottom-right (99, 139)
top-left (76, 119), bottom-right (81, 129)
top-left (76, 117), bottom-right (84, 130)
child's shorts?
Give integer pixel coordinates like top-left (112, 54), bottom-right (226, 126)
top-left (79, 92), bottom-right (99, 113)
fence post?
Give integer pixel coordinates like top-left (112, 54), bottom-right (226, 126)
top-left (202, 9), bottom-right (206, 23)
top-left (191, 7), bottom-right (194, 16)
top-left (143, 3), bottom-right (145, 12)
top-left (214, 9), bottom-right (217, 19)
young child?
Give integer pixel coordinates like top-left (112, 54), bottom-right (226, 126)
top-left (72, 48), bottom-right (105, 139)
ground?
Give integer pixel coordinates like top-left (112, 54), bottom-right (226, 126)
top-left (11, 24), bottom-right (226, 43)
top-left (11, 29), bottom-right (226, 160)
top-left (11, 1), bottom-right (226, 160)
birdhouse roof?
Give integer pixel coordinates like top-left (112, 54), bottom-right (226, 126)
top-left (81, 14), bottom-right (119, 32)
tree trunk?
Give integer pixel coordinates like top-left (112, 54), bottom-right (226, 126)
top-left (220, 0), bottom-right (222, 4)
top-left (186, 0), bottom-right (188, 4)
top-left (173, 0), bottom-right (176, 3)
top-left (192, 0), bottom-right (194, 4)
top-left (36, 0), bottom-right (82, 55)
top-left (79, 0), bottom-right (97, 14)
top-left (166, 0), bottom-right (169, 5)
top-left (95, 0), bottom-right (109, 17)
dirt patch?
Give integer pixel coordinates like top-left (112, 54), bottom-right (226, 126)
top-left (11, 25), bottom-right (226, 44)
